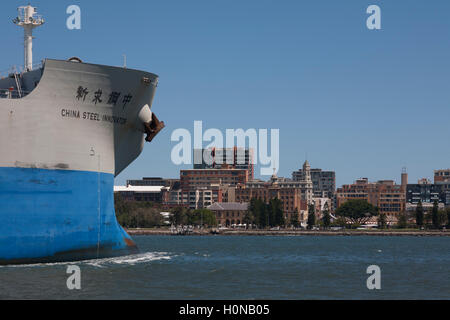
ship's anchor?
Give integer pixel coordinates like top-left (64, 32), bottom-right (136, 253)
top-left (143, 113), bottom-right (165, 142)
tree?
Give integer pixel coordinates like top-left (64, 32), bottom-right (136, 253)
top-left (397, 212), bottom-right (408, 229)
top-left (307, 204), bottom-right (316, 230)
top-left (259, 203), bottom-right (268, 228)
top-left (438, 209), bottom-right (447, 228)
top-left (134, 207), bottom-right (164, 228)
top-left (249, 198), bottom-right (259, 225)
top-left (335, 217), bottom-right (347, 228)
top-left (416, 201), bottom-right (424, 228)
top-left (290, 209), bottom-right (300, 228)
top-left (432, 200), bottom-right (439, 229)
top-left (188, 209), bottom-right (217, 227)
top-left (170, 206), bottom-right (188, 226)
top-left (378, 213), bottom-right (387, 229)
top-left (243, 210), bottom-right (254, 229)
top-left (249, 197), bottom-right (286, 228)
top-left (447, 208), bottom-right (450, 228)
top-left (424, 209), bottom-right (433, 226)
top-left (114, 194), bottom-right (166, 228)
top-left (269, 198), bottom-right (284, 227)
top-left (249, 198), bottom-right (267, 228)
top-left (335, 199), bottom-right (378, 226)
top-left (201, 209), bottom-right (217, 227)
top-left (322, 202), bottom-right (331, 229)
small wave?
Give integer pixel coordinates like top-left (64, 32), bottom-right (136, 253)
top-left (0, 261), bottom-right (75, 268)
top-left (1, 252), bottom-right (173, 269)
top-left (85, 252), bottom-right (173, 267)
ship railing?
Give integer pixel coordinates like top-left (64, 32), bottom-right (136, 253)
top-left (0, 68), bottom-right (11, 80)
top-left (0, 62), bottom-right (44, 79)
top-left (0, 88), bottom-right (32, 99)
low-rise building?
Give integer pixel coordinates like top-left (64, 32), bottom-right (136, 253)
top-left (194, 147), bottom-right (254, 180)
top-left (126, 177), bottom-right (180, 189)
top-left (434, 169), bottom-right (450, 207)
top-left (162, 188), bottom-right (187, 207)
top-left (292, 166), bottom-right (336, 199)
top-left (163, 183), bottom-right (229, 210)
top-left (406, 178), bottom-right (446, 211)
top-left (208, 202), bottom-right (249, 227)
top-left (186, 187), bottom-right (221, 210)
top-left (114, 185), bottom-right (167, 203)
top-left (336, 177), bottom-right (406, 217)
top-left (235, 161), bottom-right (314, 225)
top-left (336, 178), bottom-right (370, 207)
top-left (180, 168), bottom-right (249, 192)
top-left (434, 169), bottom-right (450, 183)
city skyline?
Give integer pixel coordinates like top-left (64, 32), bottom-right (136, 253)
top-left (117, 156), bottom-right (449, 189)
top-left (2, 1), bottom-right (449, 187)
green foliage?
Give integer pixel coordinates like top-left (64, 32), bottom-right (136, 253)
top-left (432, 200), bottom-right (439, 229)
top-left (438, 210), bottom-right (448, 227)
top-left (416, 201), bottom-right (424, 227)
top-left (249, 197), bottom-right (285, 228)
top-left (447, 208), bottom-right (450, 228)
top-left (249, 198), bottom-right (263, 228)
top-left (170, 206), bottom-right (189, 226)
top-left (169, 207), bottom-right (216, 227)
top-left (307, 204), bottom-right (315, 230)
top-left (114, 194), bottom-right (165, 228)
top-left (424, 209), bottom-right (433, 226)
top-left (397, 213), bottom-right (408, 229)
top-left (322, 203), bottom-right (331, 229)
top-left (290, 210), bottom-right (300, 228)
top-left (243, 210), bottom-right (254, 229)
top-left (378, 213), bottom-right (387, 229)
top-left (269, 198), bottom-right (285, 227)
top-left (334, 217), bottom-right (348, 228)
top-left (188, 209), bottom-right (217, 227)
top-left (335, 199), bottom-right (378, 225)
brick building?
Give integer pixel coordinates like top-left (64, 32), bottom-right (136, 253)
top-left (235, 161), bottom-right (314, 225)
top-left (180, 168), bottom-right (249, 192)
top-left (194, 147), bottom-right (254, 180)
top-left (292, 167), bottom-right (335, 199)
top-left (208, 202), bottom-right (249, 227)
top-left (336, 178), bottom-right (370, 207)
top-left (336, 178), bottom-right (406, 216)
top-left (434, 169), bottom-right (450, 183)
top-left (434, 169), bottom-right (450, 206)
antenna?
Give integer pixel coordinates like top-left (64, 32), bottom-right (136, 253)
top-left (13, 4), bottom-right (44, 71)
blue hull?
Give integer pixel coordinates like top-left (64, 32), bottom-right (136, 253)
top-left (0, 167), bottom-right (137, 265)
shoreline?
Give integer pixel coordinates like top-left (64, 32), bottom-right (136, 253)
top-left (125, 228), bottom-right (450, 237)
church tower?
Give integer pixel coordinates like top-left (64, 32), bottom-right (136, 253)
top-left (302, 160), bottom-right (313, 205)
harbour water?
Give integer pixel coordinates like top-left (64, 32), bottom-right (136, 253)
top-left (0, 235), bottom-right (449, 299)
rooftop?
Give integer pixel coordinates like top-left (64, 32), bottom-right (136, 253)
top-left (114, 185), bottom-right (168, 193)
top-left (208, 202), bottom-right (249, 211)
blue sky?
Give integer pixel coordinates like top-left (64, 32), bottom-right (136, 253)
top-left (2, 0), bottom-right (450, 187)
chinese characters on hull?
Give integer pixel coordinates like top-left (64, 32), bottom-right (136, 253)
top-left (76, 86), bottom-right (133, 109)
top-left (92, 89), bottom-right (102, 105)
top-left (76, 86), bottom-right (88, 101)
